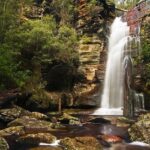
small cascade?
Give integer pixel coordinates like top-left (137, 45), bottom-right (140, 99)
top-left (134, 92), bottom-right (145, 112)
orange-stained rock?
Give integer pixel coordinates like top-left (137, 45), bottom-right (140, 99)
top-left (100, 135), bottom-right (123, 143)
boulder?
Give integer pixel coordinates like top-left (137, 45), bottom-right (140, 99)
top-left (58, 113), bottom-right (81, 125)
top-left (8, 116), bottom-right (53, 133)
top-left (16, 133), bottom-right (56, 146)
top-left (30, 112), bottom-right (49, 120)
top-left (0, 126), bottom-right (25, 138)
top-left (128, 113), bottom-right (150, 144)
top-left (0, 106), bottom-right (30, 123)
top-left (98, 135), bottom-right (123, 144)
top-left (60, 136), bottom-right (102, 150)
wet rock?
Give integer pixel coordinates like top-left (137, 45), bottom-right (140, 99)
top-left (8, 116), bottom-right (53, 133)
top-left (0, 126), bottom-right (25, 138)
top-left (0, 106), bottom-right (30, 123)
top-left (17, 133), bottom-right (56, 146)
top-left (128, 113), bottom-right (150, 144)
top-left (31, 112), bottom-right (49, 120)
top-left (0, 137), bottom-right (9, 150)
top-left (88, 117), bottom-right (111, 124)
top-left (98, 135), bottom-right (123, 144)
top-left (58, 113), bottom-right (81, 125)
top-left (60, 136), bottom-right (102, 150)
top-left (110, 117), bottom-right (134, 128)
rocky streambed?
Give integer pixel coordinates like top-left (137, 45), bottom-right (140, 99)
top-left (0, 105), bottom-right (150, 150)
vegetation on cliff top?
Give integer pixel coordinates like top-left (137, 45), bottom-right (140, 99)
top-left (0, 0), bottom-right (115, 91)
top-left (0, 0), bottom-right (78, 90)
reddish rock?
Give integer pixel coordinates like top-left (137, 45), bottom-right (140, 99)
top-left (99, 135), bottom-right (123, 143)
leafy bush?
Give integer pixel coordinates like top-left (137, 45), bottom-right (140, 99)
top-left (0, 45), bottom-right (29, 90)
top-left (1, 15), bottom-right (78, 89)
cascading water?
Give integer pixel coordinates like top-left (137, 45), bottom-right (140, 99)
top-left (93, 17), bottom-right (131, 115)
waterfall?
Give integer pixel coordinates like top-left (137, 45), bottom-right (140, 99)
top-left (93, 17), bottom-right (131, 115)
top-left (134, 92), bottom-right (145, 112)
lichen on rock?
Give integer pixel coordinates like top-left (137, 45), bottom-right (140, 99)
top-left (16, 133), bottom-right (56, 146)
top-left (60, 136), bottom-right (102, 150)
top-left (0, 137), bottom-right (9, 150)
top-left (128, 113), bottom-right (150, 144)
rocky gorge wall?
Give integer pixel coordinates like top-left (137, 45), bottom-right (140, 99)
top-left (71, 0), bottom-right (116, 108)
top-left (6, 0), bottom-right (116, 111)
top-left (134, 14), bottom-right (150, 110)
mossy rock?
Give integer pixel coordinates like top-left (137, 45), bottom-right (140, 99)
top-left (128, 113), bottom-right (150, 144)
top-left (8, 116), bottom-right (53, 132)
top-left (0, 137), bottom-right (9, 150)
top-left (0, 126), bottom-right (25, 138)
top-left (58, 113), bottom-right (81, 125)
top-left (16, 133), bottom-right (56, 146)
top-left (60, 136), bottom-right (102, 150)
top-left (0, 106), bottom-right (31, 123)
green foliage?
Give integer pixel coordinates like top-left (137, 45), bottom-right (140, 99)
top-left (114, 0), bottom-right (141, 10)
top-left (141, 41), bottom-right (150, 63)
top-left (141, 20), bottom-right (150, 89)
top-left (0, 0), bottom-right (33, 42)
top-left (0, 44), bottom-right (29, 90)
top-left (1, 14), bottom-right (78, 89)
top-left (0, 0), bottom-right (78, 90)
top-left (43, 0), bottom-right (75, 25)
top-left (5, 15), bottom-right (78, 65)
top-left (81, 35), bottom-right (92, 44)
top-left (0, 0), bottom-right (19, 42)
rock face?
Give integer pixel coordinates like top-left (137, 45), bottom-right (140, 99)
top-left (73, 0), bottom-right (115, 107)
top-left (60, 136), bottom-right (102, 150)
top-left (75, 0), bottom-right (115, 34)
top-left (128, 113), bottom-right (150, 144)
top-left (15, 0), bottom-right (115, 110)
top-left (134, 15), bottom-right (150, 110)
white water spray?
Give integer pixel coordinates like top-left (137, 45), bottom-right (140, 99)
top-left (93, 17), bottom-right (130, 115)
